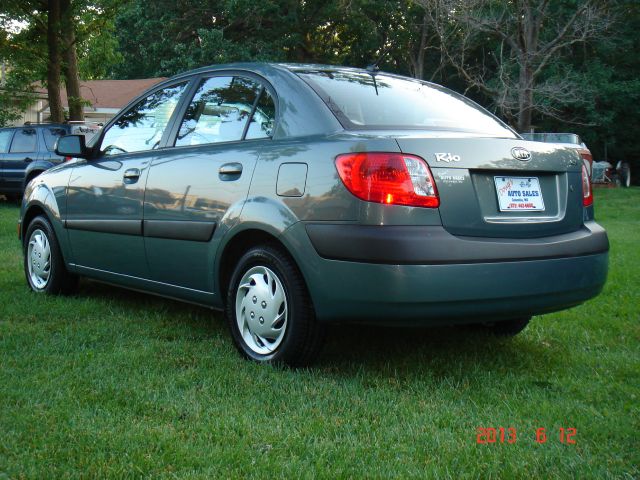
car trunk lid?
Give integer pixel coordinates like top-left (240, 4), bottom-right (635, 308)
top-left (396, 135), bottom-right (584, 238)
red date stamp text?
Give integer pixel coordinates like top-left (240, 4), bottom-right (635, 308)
top-left (476, 427), bottom-right (576, 445)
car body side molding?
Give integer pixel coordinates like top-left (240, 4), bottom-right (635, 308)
top-left (65, 219), bottom-right (142, 236)
top-left (143, 220), bottom-right (216, 242)
top-left (64, 218), bottom-right (216, 242)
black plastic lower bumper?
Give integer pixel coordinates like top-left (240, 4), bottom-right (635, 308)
top-left (305, 221), bottom-right (609, 264)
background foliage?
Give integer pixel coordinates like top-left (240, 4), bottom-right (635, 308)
top-left (0, 0), bottom-right (638, 168)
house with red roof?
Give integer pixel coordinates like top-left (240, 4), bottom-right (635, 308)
top-left (8, 78), bottom-right (165, 125)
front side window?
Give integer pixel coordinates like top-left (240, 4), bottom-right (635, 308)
top-left (9, 128), bottom-right (37, 153)
top-left (101, 82), bottom-right (188, 156)
top-left (175, 76), bottom-right (265, 147)
top-left (298, 70), bottom-right (515, 137)
top-left (0, 130), bottom-right (14, 153)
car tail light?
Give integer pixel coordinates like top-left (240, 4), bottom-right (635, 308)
top-left (582, 163), bottom-right (593, 207)
top-left (579, 149), bottom-right (593, 177)
top-left (64, 156), bottom-right (73, 162)
top-left (335, 152), bottom-right (439, 208)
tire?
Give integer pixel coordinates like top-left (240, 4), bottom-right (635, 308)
top-left (225, 243), bottom-right (325, 367)
top-left (24, 215), bottom-right (78, 295)
top-left (476, 316), bottom-right (531, 336)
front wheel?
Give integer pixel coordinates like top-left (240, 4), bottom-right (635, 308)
top-left (225, 244), bottom-right (325, 367)
top-left (24, 215), bottom-right (78, 295)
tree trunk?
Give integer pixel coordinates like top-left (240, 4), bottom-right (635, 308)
top-left (516, 1), bottom-right (538, 133)
top-left (61, 0), bottom-right (84, 121)
top-left (409, 14), bottom-right (428, 80)
top-left (46, 0), bottom-right (64, 123)
top-left (517, 63), bottom-right (534, 132)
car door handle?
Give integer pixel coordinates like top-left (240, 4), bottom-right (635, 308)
top-left (24, 157), bottom-right (33, 163)
top-left (219, 163), bottom-right (243, 175)
top-left (123, 168), bottom-right (141, 181)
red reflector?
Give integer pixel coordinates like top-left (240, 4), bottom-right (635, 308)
top-left (582, 163), bottom-right (593, 207)
top-left (64, 156), bottom-right (73, 162)
top-left (335, 152), bottom-right (439, 208)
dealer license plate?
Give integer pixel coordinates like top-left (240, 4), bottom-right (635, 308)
top-left (494, 176), bottom-right (545, 211)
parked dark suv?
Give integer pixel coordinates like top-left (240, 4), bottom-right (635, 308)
top-left (0, 122), bottom-right (100, 201)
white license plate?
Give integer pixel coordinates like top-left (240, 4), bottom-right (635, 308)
top-left (494, 176), bottom-right (545, 211)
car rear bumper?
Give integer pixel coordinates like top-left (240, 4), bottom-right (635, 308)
top-left (290, 222), bottom-right (609, 324)
top-left (305, 221), bottom-right (608, 264)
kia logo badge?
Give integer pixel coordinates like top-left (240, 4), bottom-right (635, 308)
top-left (511, 147), bottom-right (531, 161)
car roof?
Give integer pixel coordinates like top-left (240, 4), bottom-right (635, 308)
top-left (3, 123), bottom-right (69, 129)
top-left (166, 62), bottom-right (375, 81)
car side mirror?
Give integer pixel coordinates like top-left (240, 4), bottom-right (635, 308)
top-left (55, 134), bottom-right (89, 158)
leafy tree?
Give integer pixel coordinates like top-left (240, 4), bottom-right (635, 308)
top-left (0, 2), bottom-right (56, 122)
top-left (111, 0), bottom-right (340, 78)
top-left (0, 9), bottom-right (42, 125)
top-left (0, 0), bottom-right (121, 125)
top-left (1, 0), bottom-right (74, 122)
top-left (2, 0), bottom-right (638, 173)
top-left (543, 0), bottom-right (640, 164)
top-left (76, 15), bottom-right (122, 80)
top-left (421, 0), bottom-right (615, 132)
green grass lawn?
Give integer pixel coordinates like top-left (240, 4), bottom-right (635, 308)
top-left (1, 189), bottom-right (638, 478)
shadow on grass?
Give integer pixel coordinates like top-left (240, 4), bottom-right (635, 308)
top-left (315, 321), bottom-right (558, 379)
top-left (77, 279), bottom-right (559, 380)
top-left (0, 196), bottom-right (21, 206)
top-left (76, 279), bottom-right (225, 341)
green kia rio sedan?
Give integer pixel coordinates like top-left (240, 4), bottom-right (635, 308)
top-left (18, 63), bottom-right (609, 366)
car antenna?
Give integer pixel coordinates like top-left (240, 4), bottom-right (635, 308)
top-left (366, 44), bottom-right (391, 73)
top-left (366, 45), bottom-right (391, 96)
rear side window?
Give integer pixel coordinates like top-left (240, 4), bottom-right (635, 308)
top-left (245, 89), bottom-right (276, 140)
top-left (0, 130), bottom-right (13, 153)
top-left (297, 71), bottom-right (515, 137)
top-left (43, 127), bottom-right (68, 151)
top-left (175, 76), bottom-right (267, 147)
top-left (9, 128), bottom-right (37, 153)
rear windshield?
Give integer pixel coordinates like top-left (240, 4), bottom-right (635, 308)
top-left (297, 70), bottom-right (515, 137)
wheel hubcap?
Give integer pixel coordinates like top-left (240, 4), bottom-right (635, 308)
top-left (235, 265), bottom-right (288, 355)
top-left (27, 229), bottom-right (51, 289)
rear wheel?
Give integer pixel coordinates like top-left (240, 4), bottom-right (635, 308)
top-left (24, 215), bottom-right (78, 295)
top-left (476, 316), bottom-right (531, 336)
top-left (225, 244), bottom-right (325, 367)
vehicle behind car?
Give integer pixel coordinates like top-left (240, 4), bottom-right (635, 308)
top-left (0, 122), bottom-right (101, 201)
top-left (521, 131), bottom-right (593, 175)
top-left (521, 132), bottom-right (632, 188)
